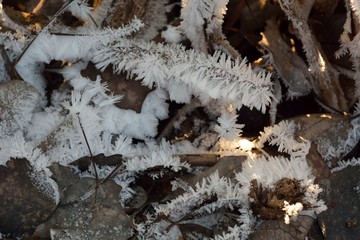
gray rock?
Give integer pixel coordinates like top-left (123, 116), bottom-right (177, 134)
top-left (250, 215), bottom-right (315, 240)
top-left (318, 165), bottom-right (360, 240)
top-left (0, 158), bottom-right (57, 237)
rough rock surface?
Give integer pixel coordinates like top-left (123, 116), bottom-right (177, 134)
top-left (318, 165), bottom-right (360, 240)
top-left (0, 158), bottom-right (57, 237)
top-left (250, 215), bottom-right (315, 240)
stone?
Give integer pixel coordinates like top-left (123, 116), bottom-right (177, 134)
top-left (250, 215), bottom-right (314, 240)
top-left (318, 165), bottom-right (360, 240)
top-left (0, 158), bottom-right (57, 237)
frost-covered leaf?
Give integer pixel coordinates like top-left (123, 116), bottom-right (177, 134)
top-left (292, 114), bottom-right (359, 167)
top-left (0, 80), bottom-right (44, 136)
top-left (94, 40), bottom-right (273, 112)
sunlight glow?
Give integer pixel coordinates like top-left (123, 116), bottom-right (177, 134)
top-left (219, 7), bottom-right (227, 15)
top-left (290, 38), bottom-right (296, 52)
top-left (260, 32), bottom-right (269, 47)
top-left (320, 114), bottom-right (332, 119)
top-left (226, 104), bottom-right (234, 112)
top-left (318, 52), bottom-right (326, 72)
top-left (259, 0), bottom-right (267, 8)
top-left (238, 139), bottom-right (255, 151)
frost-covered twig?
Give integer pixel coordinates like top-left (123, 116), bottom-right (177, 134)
top-left (336, 0), bottom-right (360, 101)
top-left (94, 40), bottom-right (273, 113)
top-left (214, 108), bottom-right (244, 140)
top-left (15, 18), bottom-right (144, 92)
top-left (257, 120), bottom-right (310, 159)
top-left (134, 171), bottom-right (253, 239)
top-left (179, 0), bottom-right (240, 58)
top-left (180, 0), bottom-right (227, 52)
top-left (331, 157), bottom-right (360, 172)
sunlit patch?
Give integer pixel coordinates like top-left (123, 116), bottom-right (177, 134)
top-left (290, 38), bottom-right (296, 53)
top-left (299, 136), bottom-right (305, 141)
top-left (218, 138), bottom-right (257, 157)
top-left (259, 0), bottom-right (267, 8)
top-left (320, 114), bottom-right (332, 119)
top-left (318, 51), bottom-right (326, 72)
top-left (238, 139), bottom-right (255, 151)
top-left (253, 57), bottom-right (264, 65)
top-left (321, 221), bottom-right (327, 236)
top-left (219, 7), bottom-right (227, 15)
top-left (226, 103), bottom-right (234, 112)
top-left (260, 32), bottom-right (270, 47)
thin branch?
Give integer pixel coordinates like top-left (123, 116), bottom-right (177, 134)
top-left (15, 0), bottom-right (75, 66)
top-left (32, 0), bottom-right (46, 14)
top-left (77, 113), bottom-right (99, 183)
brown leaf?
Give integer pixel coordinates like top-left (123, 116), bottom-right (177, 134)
top-left (306, 143), bottom-right (331, 180)
top-left (71, 153), bottom-right (124, 171)
top-left (3, 5), bottom-right (49, 31)
top-left (313, 0), bottom-right (339, 16)
top-left (81, 63), bottom-right (151, 113)
top-left (182, 155), bottom-right (247, 189)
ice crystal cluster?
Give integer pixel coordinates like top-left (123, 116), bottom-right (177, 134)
top-left (0, 0), bottom-right (331, 239)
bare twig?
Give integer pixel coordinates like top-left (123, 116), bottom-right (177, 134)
top-left (77, 113), bottom-right (99, 184)
top-left (32, 0), bottom-right (46, 14)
